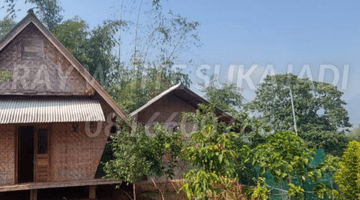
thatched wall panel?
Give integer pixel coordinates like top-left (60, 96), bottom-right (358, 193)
top-left (50, 122), bottom-right (108, 182)
top-left (0, 23), bottom-right (94, 95)
top-left (0, 125), bottom-right (16, 186)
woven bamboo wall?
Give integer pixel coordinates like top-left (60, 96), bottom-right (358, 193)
top-left (0, 97), bottom-right (114, 185)
top-left (0, 22), bottom-right (94, 95)
top-left (50, 122), bottom-right (108, 182)
top-left (51, 97), bottom-right (113, 182)
top-left (0, 125), bottom-right (16, 186)
top-left (0, 121), bottom-right (109, 185)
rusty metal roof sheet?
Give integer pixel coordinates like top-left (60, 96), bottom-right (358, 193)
top-left (0, 97), bottom-right (105, 124)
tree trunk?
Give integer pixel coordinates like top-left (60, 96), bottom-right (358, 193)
top-left (118, 0), bottom-right (123, 62)
top-left (288, 176), bottom-right (293, 200)
top-left (133, 182), bottom-right (136, 200)
top-left (281, 182), bottom-right (284, 200)
top-left (151, 178), bottom-right (165, 200)
top-left (133, 0), bottom-right (144, 66)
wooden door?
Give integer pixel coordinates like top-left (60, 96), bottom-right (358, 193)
top-left (34, 129), bottom-right (50, 182)
top-left (18, 126), bottom-right (35, 183)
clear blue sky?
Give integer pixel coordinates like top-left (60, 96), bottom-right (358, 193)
top-left (2, 0), bottom-right (360, 126)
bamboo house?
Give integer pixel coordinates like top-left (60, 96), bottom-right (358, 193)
top-left (0, 12), bottom-right (127, 200)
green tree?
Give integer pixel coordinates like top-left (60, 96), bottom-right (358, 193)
top-left (81, 20), bottom-right (124, 80)
top-left (334, 140), bottom-right (360, 199)
top-left (31, 0), bottom-right (63, 32)
top-left (2, 0), bottom-right (21, 18)
top-left (180, 104), bottom-right (243, 200)
top-left (246, 73), bottom-right (352, 156)
top-left (201, 76), bottom-right (243, 113)
top-left (231, 112), bottom-right (267, 187)
top-left (3, 1), bottom-right (123, 80)
top-left (104, 119), bottom-right (182, 200)
top-left (0, 16), bottom-right (16, 40)
top-left (53, 16), bottom-right (124, 80)
top-left (300, 130), bottom-right (349, 157)
top-left (249, 131), bottom-right (339, 200)
top-left (3, 0), bottom-right (63, 31)
top-left (246, 73), bottom-right (351, 133)
top-left (348, 125), bottom-right (360, 141)
top-left (121, 0), bottom-right (200, 66)
top-left (105, 0), bottom-right (200, 112)
top-left (53, 17), bottom-right (90, 63)
top-left (106, 65), bottom-right (191, 113)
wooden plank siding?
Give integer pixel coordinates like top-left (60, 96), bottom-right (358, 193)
top-left (0, 179), bottom-right (120, 192)
top-left (135, 93), bottom-right (197, 127)
top-left (34, 154), bottom-right (49, 182)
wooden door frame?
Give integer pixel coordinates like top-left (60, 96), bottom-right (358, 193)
top-left (15, 124), bottom-right (52, 184)
top-left (16, 125), bottom-right (35, 184)
top-left (34, 125), bottom-right (51, 183)
top-left (15, 127), bottom-right (18, 184)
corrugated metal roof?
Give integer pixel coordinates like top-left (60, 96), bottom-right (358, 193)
top-left (0, 97), bottom-right (105, 124)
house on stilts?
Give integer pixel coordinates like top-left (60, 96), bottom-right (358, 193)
top-left (0, 11), bottom-right (127, 199)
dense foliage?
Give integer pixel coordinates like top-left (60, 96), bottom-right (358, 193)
top-left (180, 105), bottom-right (242, 199)
top-left (104, 119), bottom-right (182, 199)
top-left (348, 125), bottom-right (360, 141)
top-left (299, 130), bottom-right (349, 157)
top-left (201, 76), bottom-right (243, 112)
top-left (177, 106), bottom-right (341, 200)
top-left (0, 16), bottom-right (16, 39)
top-left (246, 74), bottom-right (352, 157)
top-left (246, 73), bottom-right (351, 133)
top-left (334, 140), bottom-right (360, 199)
top-left (4, 0), bottom-right (62, 31)
top-left (106, 64), bottom-right (192, 113)
top-left (249, 131), bottom-right (339, 200)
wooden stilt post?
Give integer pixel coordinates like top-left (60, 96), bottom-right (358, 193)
top-left (89, 185), bottom-right (97, 199)
top-left (30, 189), bottom-right (38, 200)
